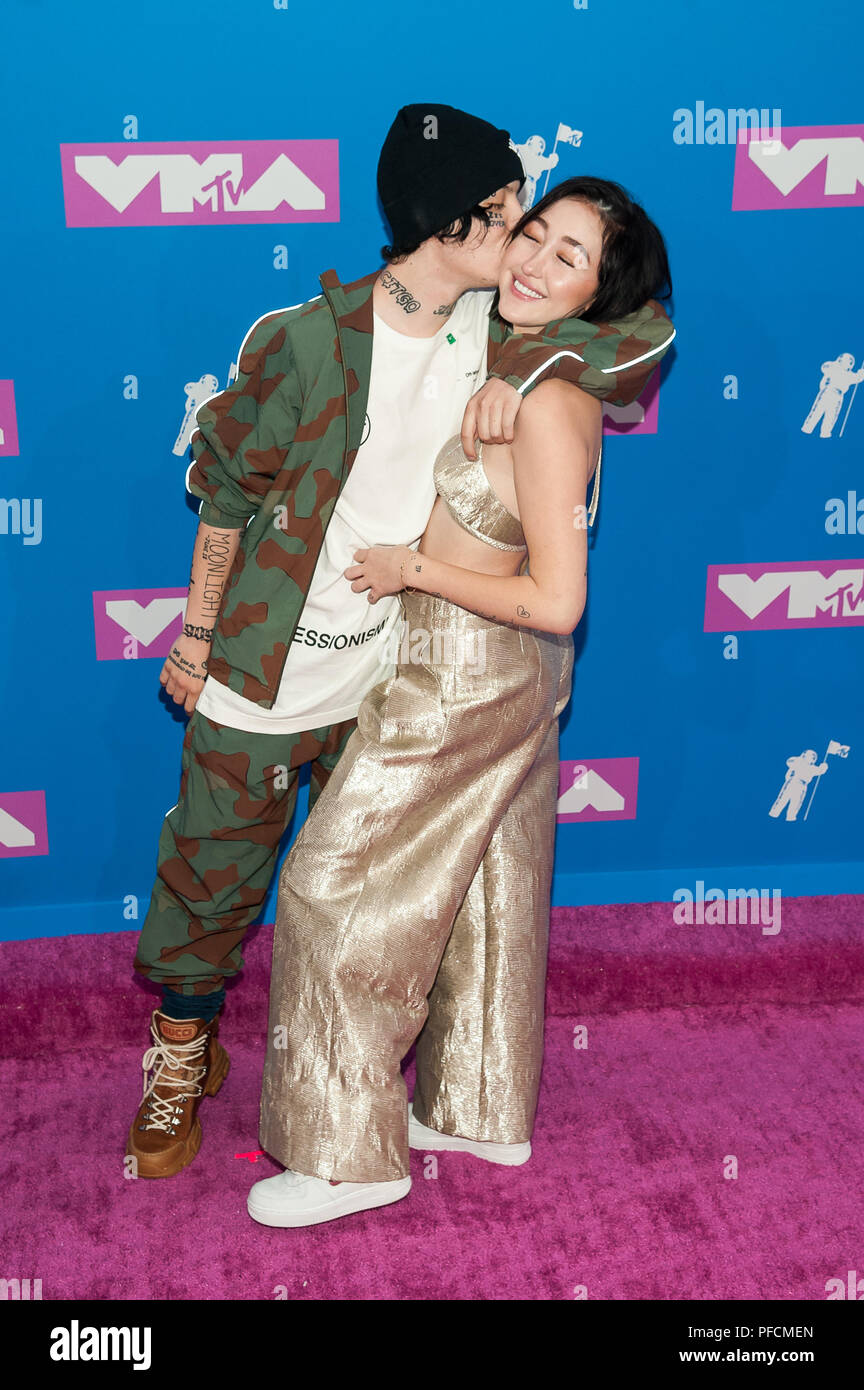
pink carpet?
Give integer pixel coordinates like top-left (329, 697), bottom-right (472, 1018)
top-left (2, 896), bottom-right (862, 1301)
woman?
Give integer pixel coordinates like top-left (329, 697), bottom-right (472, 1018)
top-left (249, 177), bottom-right (672, 1227)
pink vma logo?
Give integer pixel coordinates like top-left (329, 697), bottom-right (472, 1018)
top-left (733, 124), bottom-right (864, 210)
top-left (0, 792), bottom-right (49, 858)
top-left (602, 365), bottom-right (661, 436)
top-left (0, 381), bottom-right (19, 456)
top-left (61, 140), bottom-right (339, 227)
top-left (93, 589), bottom-right (186, 659)
top-left (557, 757), bottom-right (639, 822)
top-left (705, 560), bottom-right (864, 630)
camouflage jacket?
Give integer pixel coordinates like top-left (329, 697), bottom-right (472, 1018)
top-left (186, 267), bottom-right (675, 708)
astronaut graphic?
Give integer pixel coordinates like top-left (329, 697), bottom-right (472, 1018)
top-left (801, 353), bottom-right (864, 439)
top-left (172, 373), bottom-right (220, 455)
top-left (511, 123), bottom-right (582, 209)
top-left (512, 136), bottom-right (560, 209)
top-left (769, 750), bottom-right (828, 820)
top-left (768, 741), bottom-right (850, 822)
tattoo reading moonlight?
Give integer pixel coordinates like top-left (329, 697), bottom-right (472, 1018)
top-left (200, 530), bottom-right (233, 617)
top-left (380, 270), bottom-right (420, 314)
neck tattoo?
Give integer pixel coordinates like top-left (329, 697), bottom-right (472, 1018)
top-left (380, 269), bottom-right (420, 314)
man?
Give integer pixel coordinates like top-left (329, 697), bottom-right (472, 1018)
top-left (127, 103), bottom-right (675, 1179)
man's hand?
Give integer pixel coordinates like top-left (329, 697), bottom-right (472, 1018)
top-left (460, 379), bottom-right (523, 460)
top-left (345, 544), bottom-right (410, 604)
top-left (160, 634), bottom-right (211, 715)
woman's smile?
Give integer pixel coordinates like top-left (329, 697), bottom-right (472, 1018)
top-left (510, 273), bottom-right (545, 302)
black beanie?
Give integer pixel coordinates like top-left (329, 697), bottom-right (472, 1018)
top-left (378, 103), bottom-right (525, 249)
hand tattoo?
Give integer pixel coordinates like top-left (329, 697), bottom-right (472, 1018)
top-left (168, 648), bottom-right (205, 681)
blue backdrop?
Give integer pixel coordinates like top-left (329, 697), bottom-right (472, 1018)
top-left (2, 0), bottom-right (862, 941)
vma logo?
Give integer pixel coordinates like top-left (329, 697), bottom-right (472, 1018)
top-left (61, 140), bottom-right (339, 227)
top-left (733, 123), bottom-right (864, 210)
top-left (0, 792), bottom-right (49, 859)
top-left (602, 365), bottom-right (661, 436)
top-left (93, 588), bottom-right (186, 660)
top-left (705, 560), bottom-right (864, 630)
top-left (557, 757), bottom-right (639, 822)
top-left (0, 381), bottom-right (19, 456)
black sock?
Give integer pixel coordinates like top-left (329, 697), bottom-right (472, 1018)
top-left (160, 985), bottom-right (225, 1023)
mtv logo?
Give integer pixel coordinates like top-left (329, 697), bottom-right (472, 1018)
top-left (733, 124), bottom-right (864, 210)
top-left (0, 791), bottom-right (49, 858)
top-left (60, 140), bottom-right (340, 228)
top-left (93, 588), bottom-right (186, 660)
top-left (704, 560), bottom-right (864, 630)
top-left (557, 757), bottom-right (639, 822)
top-left (0, 381), bottom-right (20, 456)
top-left (602, 364), bottom-right (661, 436)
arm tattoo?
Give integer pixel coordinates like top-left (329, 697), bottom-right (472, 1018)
top-left (414, 559), bottom-right (528, 625)
top-left (183, 623), bottom-right (213, 642)
top-left (379, 269), bottom-right (420, 314)
top-left (200, 530), bottom-right (233, 617)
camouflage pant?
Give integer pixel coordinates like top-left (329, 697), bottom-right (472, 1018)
top-left (133, 709), bottom-right (358, 996)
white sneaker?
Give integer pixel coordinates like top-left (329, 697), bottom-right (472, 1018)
top-left (247, 1168), bottom-right (411, 1228)
top-left (407, 1102), bottom-right (531, 1166)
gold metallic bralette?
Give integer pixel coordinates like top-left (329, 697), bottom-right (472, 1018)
top-left (432, 435), bottom-right (527, 552)
top-left (433, 431), bottom-right (603, 553)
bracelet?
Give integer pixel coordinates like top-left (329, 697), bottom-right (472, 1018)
top-left (183, 623), bottom-right (214, 642)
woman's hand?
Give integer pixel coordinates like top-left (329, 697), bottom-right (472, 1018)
top-left (461, 378), bottom-right (523, 460)
top-left (345, 544), bottom-right (411, 603)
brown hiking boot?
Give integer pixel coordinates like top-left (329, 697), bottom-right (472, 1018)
top-left (125, 1010), bottom-right (230, 1178)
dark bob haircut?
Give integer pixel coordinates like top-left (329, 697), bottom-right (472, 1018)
top-left (502, 175), bottom-right (672, 323)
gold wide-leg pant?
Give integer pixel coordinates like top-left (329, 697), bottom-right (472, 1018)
top-left (259, 590), bottom-right (574, 1182)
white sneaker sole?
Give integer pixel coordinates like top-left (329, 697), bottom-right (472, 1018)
top-left (407, 1105), bottom-right (531, 1166)
top-left (247, 1175), bottom-right (412, 1228)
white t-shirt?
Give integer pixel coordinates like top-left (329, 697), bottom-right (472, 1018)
top-left (196, 288), bottom-right (494, 735)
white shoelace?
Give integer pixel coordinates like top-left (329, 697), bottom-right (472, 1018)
top-left (139, 1021), bottom-right (208, 1135)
